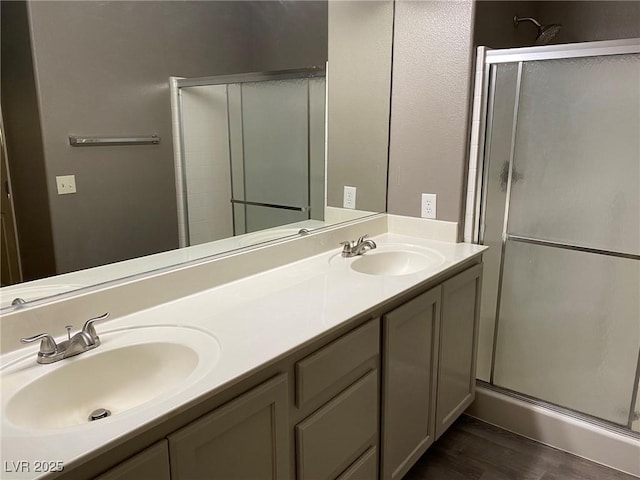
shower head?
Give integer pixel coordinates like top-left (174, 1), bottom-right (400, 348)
top-left (513, 16), bottom-right (562, 45)
top-left (536, 23), bottom-right (562, 45)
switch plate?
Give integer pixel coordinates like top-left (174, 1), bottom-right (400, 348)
top-left (343, 186), bottom-right (356, 209)
top-left (56, 175), bottom-right (77, 195)
top-left (421, 193), bottom-right (436, 219)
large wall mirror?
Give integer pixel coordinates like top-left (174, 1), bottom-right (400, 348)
top-left (0, 0), bottom-right (393, 310)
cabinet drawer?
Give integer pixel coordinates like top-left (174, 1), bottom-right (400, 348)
top-left (296, 319), bottom-right (379, 407)
top-left (337, 446), bottom-right (377, 480)
top-left (296, 370), bottom-right (378, 480)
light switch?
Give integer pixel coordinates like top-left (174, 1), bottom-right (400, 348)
top-left (56, 175), bottom-right (77, 195)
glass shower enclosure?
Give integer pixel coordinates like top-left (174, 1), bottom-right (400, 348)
top-left (171, 68), bottom-right (326, 247)
top-left (469, 39), bottom-right (640, 432)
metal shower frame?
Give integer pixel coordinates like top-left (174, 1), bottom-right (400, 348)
top-left (469, 37), bottom-right (640, 433)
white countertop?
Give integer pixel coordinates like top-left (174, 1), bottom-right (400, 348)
top-left (0, 231), bottom-right (485, 479)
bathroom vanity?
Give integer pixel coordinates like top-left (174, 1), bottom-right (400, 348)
top-left (0, 216), bottom-right (486, 480)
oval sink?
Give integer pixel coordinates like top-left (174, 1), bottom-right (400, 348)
top-left (350, 250), bottom-right (437, 276)
top-left (2, 326), bottom-right (220, 430)
top-left (330, 244), bottom-right (445, 276)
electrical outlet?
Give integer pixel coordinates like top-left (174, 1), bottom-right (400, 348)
top-left (421, 193), bottom-right (436, 219)
top-left (56, 175), bottom-right (77, 195)
top-left (343, 186), bottom-right (356, 209)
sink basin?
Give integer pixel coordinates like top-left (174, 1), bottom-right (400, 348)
top-left (1, 326), bottom-right (220, 430)
top-left (351, 250), bottom-right (439, 276)
top-left (331, 244), bottom-right (445, 276)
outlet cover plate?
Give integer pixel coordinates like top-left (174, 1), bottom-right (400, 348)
top-left (421, 193), bottom-right (436, 219)
top-left (343, 186), bottom-right (356, 209)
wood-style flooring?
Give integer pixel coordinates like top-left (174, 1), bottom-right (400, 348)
top-left (404, 415), bottom-right (637, 480)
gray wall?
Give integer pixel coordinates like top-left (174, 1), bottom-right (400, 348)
top-left (249, 1), bottom-right (328, 72)
top-left (5, 1), bottom-right (327, 276)
top-left (475, 1), bottom-right (640, 47)
top-left (387, 0), bottom-right (476, 227)
top-left (387, 0), bottom-right (640, 233)
top-left (26, 1), bottom-right (254, 274)
top-left (1, 1), bottom-right (56, 281)
top-left (474, 1), bottom-right (539, 48)
top-left (326, 0), bottom-right (393, 212)
top-left (536, 1), bottom-right (640, 44)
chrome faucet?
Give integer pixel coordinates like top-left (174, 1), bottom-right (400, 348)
top-left (20, 312), bottom-right (110, 364)
top-left (340, 234), bottom-right (377, 257)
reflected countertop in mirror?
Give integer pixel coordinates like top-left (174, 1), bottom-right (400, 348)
top-left (0, 219), bottom-right (327, 309)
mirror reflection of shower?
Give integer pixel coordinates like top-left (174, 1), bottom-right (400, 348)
top-left (172, 69), bottom-right (326, 248)
top-left (513, 16), bottom-right (562, 45)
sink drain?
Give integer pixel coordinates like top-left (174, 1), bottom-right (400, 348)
top-left (88, 408), bottom-right (111, 422)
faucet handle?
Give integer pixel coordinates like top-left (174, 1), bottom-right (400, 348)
top-left (82, 312), bottom-right (110, 341)
top-left (20, 333), bottom-right (58, 355)
top-left (340, 240), bottom-right (355, 252)
top-left (356, 234), bottom-right (370, 244)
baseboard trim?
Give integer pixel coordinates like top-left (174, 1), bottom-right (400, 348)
top-left (466, 385), bottom-right (640, 477)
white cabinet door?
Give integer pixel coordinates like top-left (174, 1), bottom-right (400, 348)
top-left (95, 441), bottom-right (170, 480)
top-left (168, 374), bottom-right (289, 480)
top-left (436, 263), bottom-right (483, 439)
top-left (381, 286), bottom-right (441, 480)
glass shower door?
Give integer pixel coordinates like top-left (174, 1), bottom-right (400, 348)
top-left (230, 77), bottom-right (325, 234)
top-left (176, 71), bottom-right (325, 246)
top-left (481, 53), bottom-right (640, 427)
